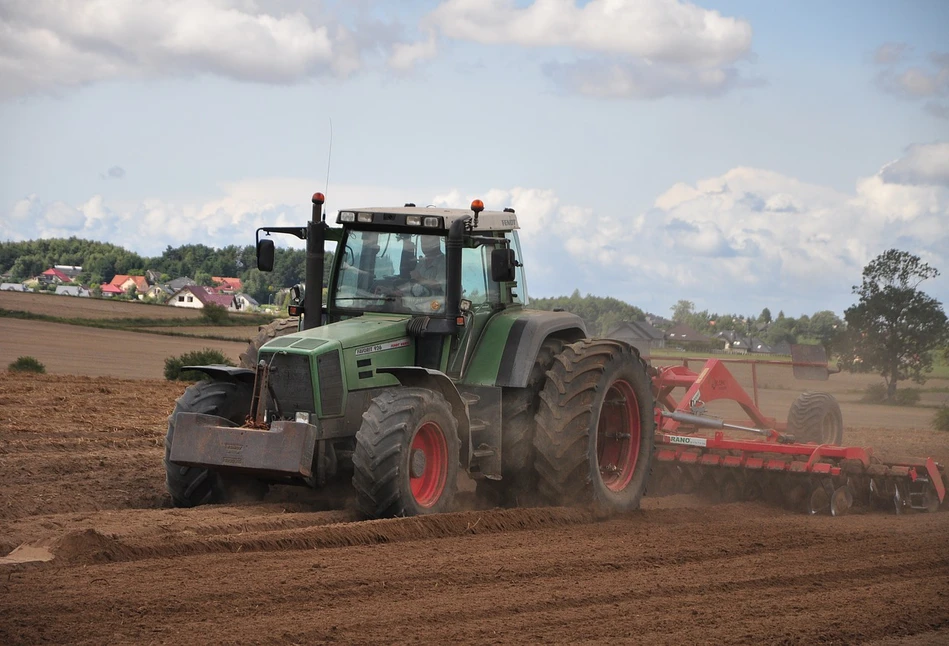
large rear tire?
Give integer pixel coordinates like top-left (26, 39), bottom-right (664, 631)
top-left (165, 380), bottom-right (268, 507)
top-left (477, 338), bottom-right (565, 506)
top-left (352, 388), bottom-right (460, 518)
top-left (533, 339), bottom-right (654, 514)
top-left (787, 392), bottom-right (843, 445)
top-left (239, 317), bottom-right (299, 369)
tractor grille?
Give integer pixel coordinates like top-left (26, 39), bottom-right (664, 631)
top-left (317, 350), bottom-right (344, 416)
top-left (264, 352), bottom-right (315, 414)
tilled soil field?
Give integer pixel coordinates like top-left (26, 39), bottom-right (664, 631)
top-left (0, 319), bottom-right (248, 379)
top-left (1, 374), bottom-right (948, 645)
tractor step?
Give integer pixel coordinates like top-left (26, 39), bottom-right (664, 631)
top-left (458, 385), bottom-right (502, 480)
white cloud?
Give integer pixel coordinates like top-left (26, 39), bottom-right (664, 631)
top-left (874, 45), bottom-right (949, 118)
top-left (0, 180), bottom-right (435, 255)
top-left (5, 146), bottom-right (947, 315)
top-left (0, 0), bottom-right (395, 99)
top-left (423, 0), bottom-right (757, 98)
top-left (429, 146), bottom-right (948, 313)
top-left (544, 57), bottom-right (760, 99)
top-left (879, 142), bottom-right (949, 187)
top-left (388, 31), bottom-right (438, 72)
top-left (873, 42), bottom-right (909, 65)
top-left (426, 0), bottom-right (751, 66)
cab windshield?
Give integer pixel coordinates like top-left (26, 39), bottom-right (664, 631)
top-left (334, 230), bottom-right (447, 315)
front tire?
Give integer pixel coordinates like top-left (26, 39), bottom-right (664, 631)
top-left (787, 392), bottom-right (843, 445)
top-left (352, 388), bottom-right (460, 518)
top-left (165, 379), bottom-right (268, 507)
top-left (533, 340), bottom-right (654, 514)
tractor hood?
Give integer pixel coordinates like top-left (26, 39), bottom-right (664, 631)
top-left (257, 314), bottom-right (417, 414)
top-left (260, 314), bottom-right (412, 354)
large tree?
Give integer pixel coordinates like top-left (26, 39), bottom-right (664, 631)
top-left (841, 249), bottom-right (949, 400)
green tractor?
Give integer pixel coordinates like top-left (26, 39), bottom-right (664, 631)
top-left (165, 194), bottom-right (654, 517)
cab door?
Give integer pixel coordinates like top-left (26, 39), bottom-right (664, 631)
top-left (446, 238), bottom-right (501, 377)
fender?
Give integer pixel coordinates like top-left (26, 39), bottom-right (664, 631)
top-left (376, 366), bottom-right (470, 440)
top-left (495, 310), bottom-right (587, 388)
top-left (181, 365), bottom-right (257, 385)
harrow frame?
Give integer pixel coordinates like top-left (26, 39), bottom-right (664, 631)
top-left (645, 353), bottom-right (947, 514)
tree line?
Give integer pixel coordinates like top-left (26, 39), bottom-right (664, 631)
top-left (665, 300), bottom-right (845, 350)
top-left (0, 237), bottom-right (331, 304)
top-left (530, 250), bottom-right (948, 401)
top-left (3, 239), bottom-right (946, 399)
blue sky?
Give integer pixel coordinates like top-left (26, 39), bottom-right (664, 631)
top-left (1, 0), bottom-right (947, 317)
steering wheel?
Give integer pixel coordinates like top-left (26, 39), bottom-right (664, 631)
top-left (411, 282), bottom-right (434, 297)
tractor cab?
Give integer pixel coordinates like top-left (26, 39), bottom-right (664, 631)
top-left (325, 202), bottom-right (526, 376)
top-left (256, 196), bottom-right (528, 378)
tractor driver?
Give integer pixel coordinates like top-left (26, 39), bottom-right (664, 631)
top-left (409, 235), bottom-right (446, 294)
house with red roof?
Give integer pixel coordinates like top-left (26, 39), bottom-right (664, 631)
top-left (167, 285), bottom-right (236, 310)
top-left (211, 276), bottom-right (242, 294)
top-left (110, 274), bottom-right (150, 295)
top-left (38, 267), bottom-right (72, 284)
top-left (99, 283), bottom-right (125, 298)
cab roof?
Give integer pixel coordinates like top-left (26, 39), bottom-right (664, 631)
top-left (337, 206), bottom-right (520, 232)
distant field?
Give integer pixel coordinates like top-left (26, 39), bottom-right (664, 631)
top-left (0, 290), bottom-right (204, 320)
top-left (0, 319), bottom-right (247, 379)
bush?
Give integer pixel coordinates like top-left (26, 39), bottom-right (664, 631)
top-left (164, 348), bottom-right (234, 381)
top-left (860, 383), bottom-right (887, 404)
top-left (933, 406), bottom-right (949, 432)
top-left (8, 356), bottom-right (46, 373)
top-left (201, 303), bottom-right (229, 324)
top-left (891, 388), bottom-right (921, 406)
top-left (860, 383), bottom-right (922, 406)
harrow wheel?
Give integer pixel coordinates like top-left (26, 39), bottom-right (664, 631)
top-left (831, 485), bottom-right (853, 516)
top-left (352, 388), bottom-right (460, 518)
top-left (807, 480), bottom-right (832, 515)
top-left (787, 392), bottom-right (844, 445)
top-left (533, 340), bottom-right (654, 514)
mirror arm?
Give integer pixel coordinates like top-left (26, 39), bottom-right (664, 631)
top-left (255, 226), bottom-right (307, 247)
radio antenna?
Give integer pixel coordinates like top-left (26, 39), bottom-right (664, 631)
top-left (324, 117), bottom-right (333, 197)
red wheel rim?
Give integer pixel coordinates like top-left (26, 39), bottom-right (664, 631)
top-left (597, 379), bottom-right (641, 492)
top-left (409, 421), bottom-right (449, 507)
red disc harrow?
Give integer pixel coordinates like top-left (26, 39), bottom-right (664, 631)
top-left (645, 350), bottom-right (948, 515)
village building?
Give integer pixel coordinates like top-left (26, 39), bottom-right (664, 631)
top-left (606, 320), bottom-right (666, 356)
top-left (167, 285), bottom-right (236, 310)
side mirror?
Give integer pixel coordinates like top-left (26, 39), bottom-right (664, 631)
top-left (491, 248), bottom-right (517, 282)
top-left (257, 239), bottom-right (275, 272)
top-left (290, 284), bottom-right (304, 305)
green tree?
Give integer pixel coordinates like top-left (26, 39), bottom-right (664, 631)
top-left (808, 310), bottom-right (843, 351)
top-left (840, 249), bottom-right (949, 400)
top-left (671, 299), bottom-right (695, 323)
top-left (194, 271), bottom-right (214, 286)
top-left (762, 317), bottom-right (797, 346)
top-left (758, 307), bottom-right (772, 325)
top-left (529, 290), bottom-right (645, 336)
top-left (10, 254), bottom-right (45, 280)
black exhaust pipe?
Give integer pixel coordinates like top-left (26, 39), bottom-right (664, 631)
top-left (304, 193), bottom-right (327, 331)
